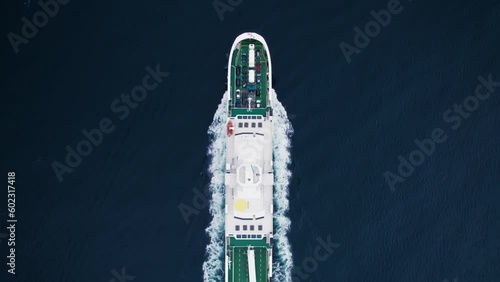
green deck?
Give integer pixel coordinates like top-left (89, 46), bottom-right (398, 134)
top-left (228, 237), bottom-right (271, 282)
top-left (229, 237), bottom-right (270, 247)
top-left (229, 39), bottom-right (271, 117)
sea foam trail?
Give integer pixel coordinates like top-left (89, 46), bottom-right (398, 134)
top-left (203, 91), bottom-right (293, 282)
top-left (203, 92), bottom-right (228, 282)
top-left (270, 92), bottom-right (294, 282)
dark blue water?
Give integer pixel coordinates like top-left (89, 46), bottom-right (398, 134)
top-left (2, 0), bottom-right (500, 281)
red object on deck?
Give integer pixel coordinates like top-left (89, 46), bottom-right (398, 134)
top-left (256, 62), bottom-right (261, 73)
top-left (227, 121), bottom-right (234, 136)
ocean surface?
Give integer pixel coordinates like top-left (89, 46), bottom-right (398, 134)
top-left (2, 0), bottom-right (500, 281)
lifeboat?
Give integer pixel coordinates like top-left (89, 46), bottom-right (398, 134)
top-left (227, 120), bottom-right (234, 136)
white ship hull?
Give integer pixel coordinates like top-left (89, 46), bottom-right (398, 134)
top-left (224, 33), bottom-right (274, 282)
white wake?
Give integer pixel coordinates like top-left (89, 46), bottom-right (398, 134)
top-left (202, 92), bottom-right (228, 282)
top-left (202, 90), bottom-right (293, 282)
top-left (270, 91), bottom-right (294, 282)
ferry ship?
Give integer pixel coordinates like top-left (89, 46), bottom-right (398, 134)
top-left (224, 33), bottom-right (274, 282)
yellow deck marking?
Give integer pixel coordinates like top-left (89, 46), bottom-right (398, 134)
top-left (235, 199), bottom-right (248, 212)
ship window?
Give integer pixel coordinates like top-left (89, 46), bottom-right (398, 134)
top-left (252, 235), bottom-right (256, 238)
top-left (236, 235), bottom-right (241, 238)
top-left (252, 116), bottom-right (256, 119)
top-left (243, 225), bottom-right (247, 231)
top-left (257, 235), bottom-right (261, 238)
top-left (238, 123), bottom-right (242, 128)
top-left (258, 123), bottom-right (262, 128)
top-left (244, 123), bottom-right (248, 128)
top-left (250, 225), bottom-right (254, 231)
top-left (243, 116), bottom-right (247, 119)
top-left (242, 235), bottom-right (247, 238)
top-left (235, 225), bottom-right (240, 231)
top-left (251, 123), bottom-right (256, 128)
top-left (258, 225), bottom-right (262, 231)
